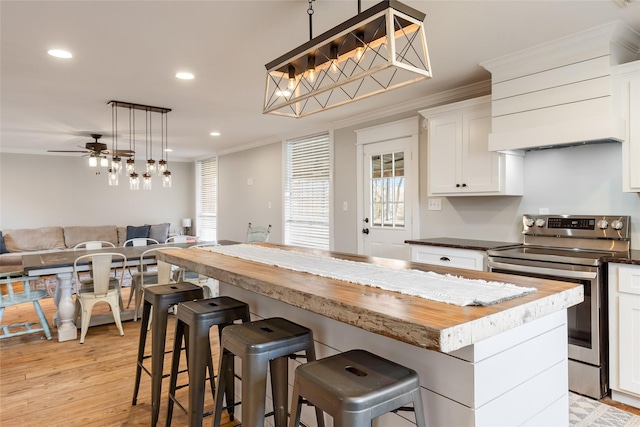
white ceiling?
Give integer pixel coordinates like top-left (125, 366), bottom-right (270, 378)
top-left (1, 0), bottom-right (639, 162)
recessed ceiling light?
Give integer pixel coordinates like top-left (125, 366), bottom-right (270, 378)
top-left (209, 132), bottom-right (221, 137)
top-left (48, 49), bottom-right (72, 59)
top-left (175, 72), bottom-right (194, 80)
top-left (164, 148), bottom-right (173, 152)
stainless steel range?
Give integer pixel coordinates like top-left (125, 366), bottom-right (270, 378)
top-left (487, 214), bottom-right (631, 399)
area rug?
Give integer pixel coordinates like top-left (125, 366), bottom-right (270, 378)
top-left (570, 392), bottom-right (640, 426)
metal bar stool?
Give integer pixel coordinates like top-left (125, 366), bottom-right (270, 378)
top-left (289, 349), bottom-right (426, 427)
top-left (131, 282), bottom-right (204, 426)
top-left (212, 317), bottom-right (326, 427)
top-left (166, 297), bottom-right (251, 427)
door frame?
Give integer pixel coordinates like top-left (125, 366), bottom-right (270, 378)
top-left (355, 117), bottom-right (420, 255)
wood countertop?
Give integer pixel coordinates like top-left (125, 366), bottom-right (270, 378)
top-left (156, 243), bottom-right (583, 353)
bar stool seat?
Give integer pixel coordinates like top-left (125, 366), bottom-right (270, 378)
top-left (289, 349), bottom-right (426, 427)
top-left (131, 282), bottom-right (204, 426)
top-left (213, 317), bottom-right (325, 427)
top-left (166, 296), bottom-right (251, 427)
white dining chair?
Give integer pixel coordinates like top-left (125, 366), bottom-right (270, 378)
top-left (74, 240), bottom-right (116, 250)
top-left (73, 252), bottom-right (127, 343)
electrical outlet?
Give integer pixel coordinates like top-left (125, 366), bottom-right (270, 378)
top-left (428, 198), bottom-right (442, 211)
top-left (343, 201), bottom-right (348, 211)
top-left (247, 178), bottom-right (253, 186)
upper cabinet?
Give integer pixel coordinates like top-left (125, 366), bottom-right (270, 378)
top-left (480, 21), bottom-right (640, 151)
top-left (615, 61), bottom-right (640, 193)
top-left (420, 96), bottom-right (523, 196)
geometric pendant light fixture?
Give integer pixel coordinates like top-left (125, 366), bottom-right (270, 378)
top-left (108, 100), bottom-right (172, 189)
top-left (263, 0), bottom-right (432, 118)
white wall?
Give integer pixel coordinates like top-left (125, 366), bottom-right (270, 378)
top-left (0, 153), bottom-right (195, 234)
top-left (217, 143), bottom-right (283, 244)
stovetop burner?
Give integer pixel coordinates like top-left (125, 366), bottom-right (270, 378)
top-left (487, 214), bottom-right (631, 267)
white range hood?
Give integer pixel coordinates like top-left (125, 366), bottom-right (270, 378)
top-left (480, 21), bottom-right (640, 152)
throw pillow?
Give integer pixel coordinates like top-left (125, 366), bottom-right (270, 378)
top-left (0, 231), bottom-right (7, 254)
top-left (125, 225), bottom-right (151, 245)
top-left (149, 223), bottom-right (170, 243)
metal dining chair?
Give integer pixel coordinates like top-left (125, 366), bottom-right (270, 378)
top-left (246, 222), bottom-right (271, 243)
top-left (73, 252), bottom-right (127, 343)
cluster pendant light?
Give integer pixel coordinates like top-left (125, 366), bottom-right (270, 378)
top-left (263, 0), bottom-right (432, 118)
top-left (108, 101), bottom-right (172, 190)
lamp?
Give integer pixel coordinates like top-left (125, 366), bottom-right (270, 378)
top-left (108, 100), bottom-right (172, 189)
top-left (182, 218), bottom-right (192, 235)
top-left (264, 0), bottom-right (432, 118)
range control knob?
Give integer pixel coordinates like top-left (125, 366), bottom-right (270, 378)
top-left (535, 218), bottom-right (546, 227)
top-left (523, 217), bottom-right (535, 227)
top-left (611, 219), bottom-right (624, 230)
top-left (597, 219), bottom-right (609, 229)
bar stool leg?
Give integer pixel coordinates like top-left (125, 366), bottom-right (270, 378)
top-left (166, 317), bottom-right (186, 426)
top-left (213, 349), bottom-right (232, 427)
top-left (132, 300), bottom-right (152, 405)
top-left (187, 320), bottom-right (213, 426)
top-left (303, 340), bottom-right (326, 427)
top-left (270, 356), bottom-right (289, 427)
top-left (412, 389), bottom-right (427, 427)
top-left (242, 353), bottom-right (269, 427)
top-left (151, 304), bottom-right (171, 426)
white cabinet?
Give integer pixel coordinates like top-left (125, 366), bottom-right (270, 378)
top-left (615, 61), bottom-right (640, 193)
top-left (608, 263), bottom-right (640, 409)
top-left (420, 96), bottom-right (523, 196)
top-left (410, 245), bottom-right (486, 271)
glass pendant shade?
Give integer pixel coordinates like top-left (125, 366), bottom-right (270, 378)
top-left (146, 159), bottom-right (156, 174)
top-left (100, 156), bottom-right (109, 167)
top-left (129, 172), bottom-right (140, 190)
top-left (264, 0), bottom-right (431, 118)
top-left (126, 159), bottom-right (136, 174)
top-left (108, 169), bottom-right (119, 186)
top-left (162, 170), bottom-right (172, 188)
top-left (158, 159), bottom-right (167, 175)
top-left (143, 173), bottom-right (152, 190)
top-left (112, 157), bottom-right (122, 175)
top-left (89, 155), bottom-right (98, 167)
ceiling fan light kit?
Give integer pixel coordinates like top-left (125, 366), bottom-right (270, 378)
top-left (263, 0), bottom-right (432, 118)
top-left (108, 100), bottom-right (172, 189)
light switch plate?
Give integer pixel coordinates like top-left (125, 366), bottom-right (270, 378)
top-left (428, 198), bottom-right (442, 211)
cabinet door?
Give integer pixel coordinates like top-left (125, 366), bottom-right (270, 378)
top-left (619, 294), bottom-right (640, 395)
top-left (428, 114), bottom-right (462, 194)
top-left (462, 109), bottom-right (500, 193)
top-left (628, 76), bottom-right (640, 190)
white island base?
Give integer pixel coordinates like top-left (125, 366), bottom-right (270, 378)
top-left (220, 282), bottom-right (569, 427)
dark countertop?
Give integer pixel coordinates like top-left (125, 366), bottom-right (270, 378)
top-left (406, 238), bottom-right (640, 265)
top-left (603, 249), bottom-right (640, 265)
top-left (405, 237), bottom-right (520, 252)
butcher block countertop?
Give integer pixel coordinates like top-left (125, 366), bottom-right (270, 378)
top-left (156, 243), bottom-right (583, 353)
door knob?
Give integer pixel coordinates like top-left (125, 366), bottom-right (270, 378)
top-left (362, 228), bottom-right (370, 235)
top-left (363, 218), bottom-right (369, 223)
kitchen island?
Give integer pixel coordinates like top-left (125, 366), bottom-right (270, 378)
top-left (157, 243), bottom-right (583, 427)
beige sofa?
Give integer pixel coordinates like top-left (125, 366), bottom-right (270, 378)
top-left (0, 223), bottom-right (170, 273)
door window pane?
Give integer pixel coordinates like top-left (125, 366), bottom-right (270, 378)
top-left (370, 151), bottom-right (405, 228)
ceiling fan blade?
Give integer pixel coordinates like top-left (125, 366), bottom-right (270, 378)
top-left (47, 150), bottom-right (91, 153)
top-left (105, 149), bottom-right (135, 157)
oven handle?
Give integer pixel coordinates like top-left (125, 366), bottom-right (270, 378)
top-left (487, 261), bottom-right (597, 280)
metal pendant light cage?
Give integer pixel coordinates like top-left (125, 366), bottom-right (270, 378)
top-left (264, 0), bottom-right (432, 118)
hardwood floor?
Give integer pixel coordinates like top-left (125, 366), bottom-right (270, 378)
top-left (0, 288), bottom-right (239, 426)
top-left (2, 288), bottom-right (639, 426)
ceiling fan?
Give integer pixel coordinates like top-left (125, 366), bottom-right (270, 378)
top-left (47, 133), bottom-right (135, 158)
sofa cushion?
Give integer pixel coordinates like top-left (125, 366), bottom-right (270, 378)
top-left (0, 231), bottom-right (7, 254)
top-left (63, 225), bottom-right (119, 248)
top-left (117, 227), bottom-right (127, 246)
top-left (126, 225), bottom-right (151, 241)
top-left (149, 223), bottom-right (170, 243)
top-left (3, 226), bottom-right (65, 252)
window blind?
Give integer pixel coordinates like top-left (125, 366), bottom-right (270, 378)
top-left (196, 157), bottom-right (217, 241)
top-left (284, 133), bottom-right (331, 250)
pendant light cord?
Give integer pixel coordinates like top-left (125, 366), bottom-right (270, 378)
top-left (308, 0), bottom-right (314, 40)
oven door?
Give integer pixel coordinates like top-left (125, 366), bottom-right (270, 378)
top-left (487, 257), bottom-right (602, 366)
